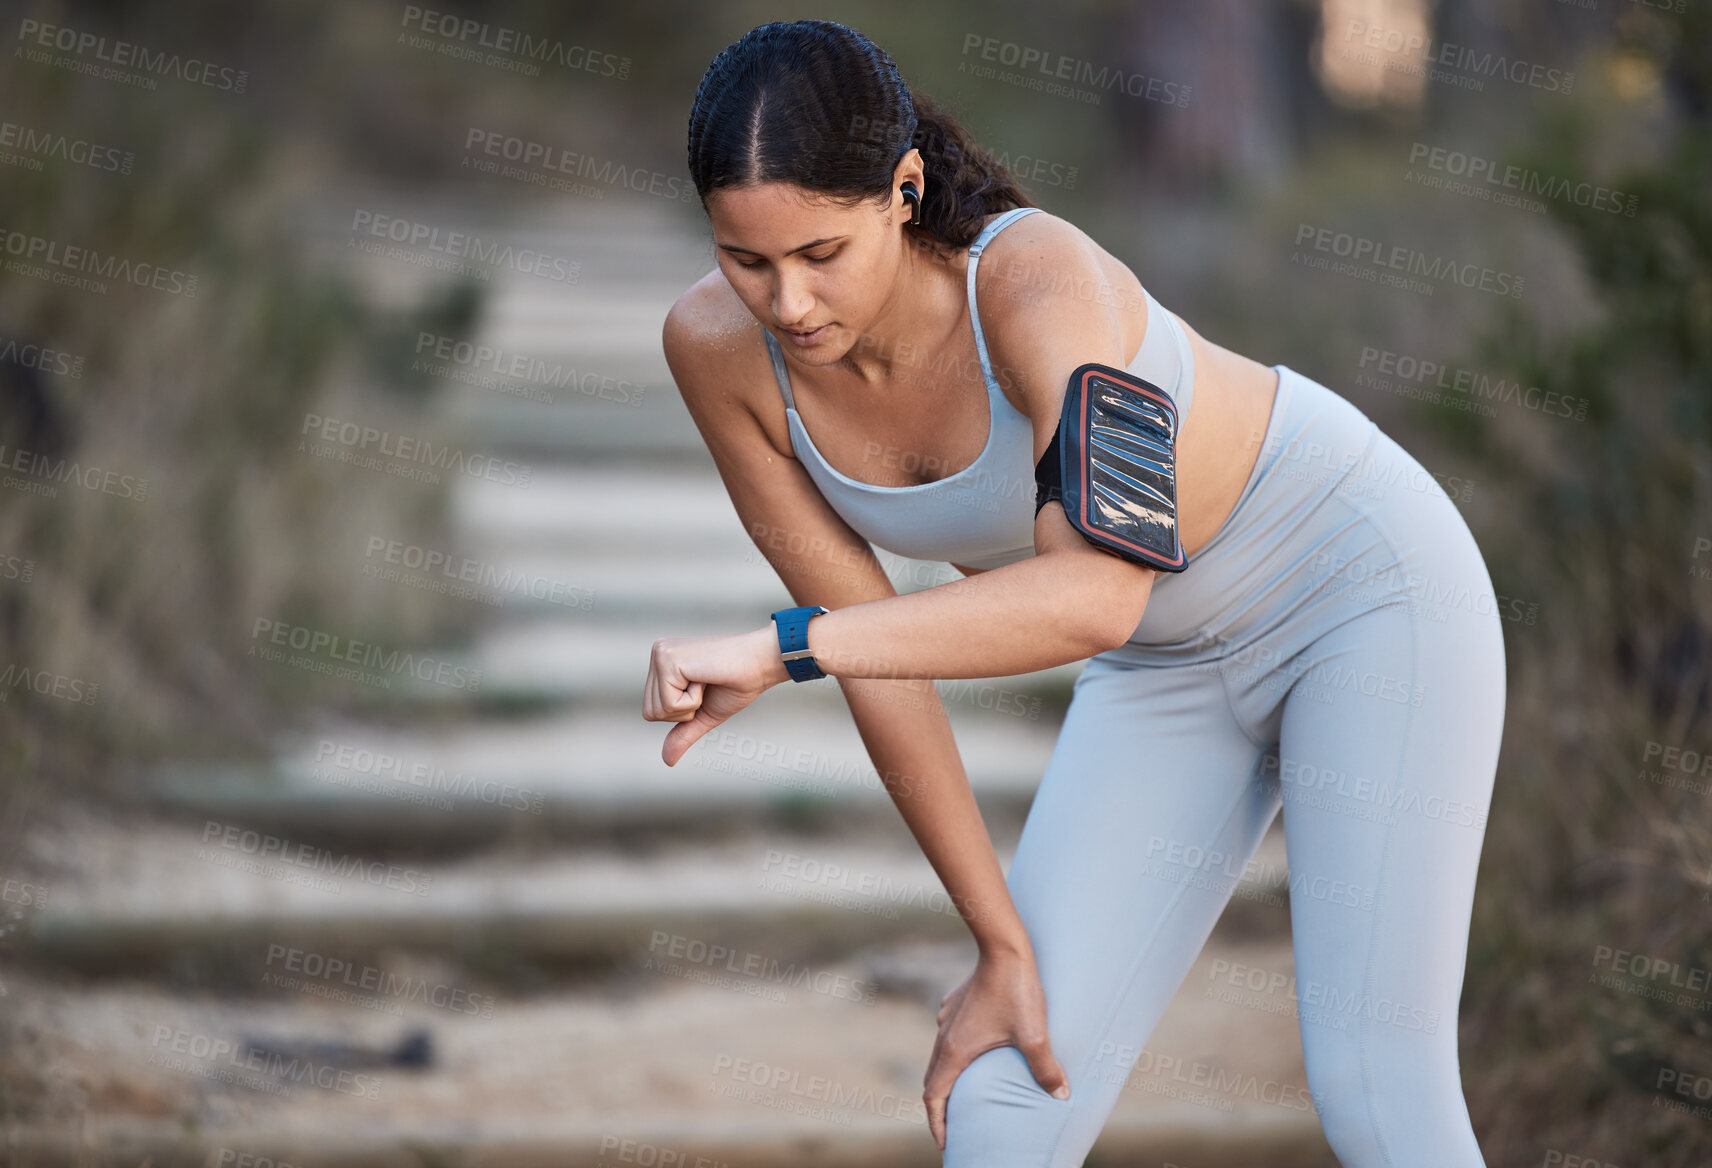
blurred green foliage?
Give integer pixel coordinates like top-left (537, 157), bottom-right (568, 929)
top-left (1405, 6), bottom-right (1712, 1161)
top-left (0, 4), bottom-right (491, 820)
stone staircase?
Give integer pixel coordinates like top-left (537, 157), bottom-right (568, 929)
top-left (5, 197), bottom-right (1332, 1167)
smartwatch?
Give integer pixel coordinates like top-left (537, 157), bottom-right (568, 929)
top-left (770, 605), bottom-right (830, 682)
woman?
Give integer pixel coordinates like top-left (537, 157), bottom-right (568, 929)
top-left (645, 19), bottom-right (1505, 1167)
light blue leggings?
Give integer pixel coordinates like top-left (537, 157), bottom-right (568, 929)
top-left (944, 364), bottom-right (1507, 1166)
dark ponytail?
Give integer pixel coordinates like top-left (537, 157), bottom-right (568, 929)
top-left (686, 19), bottom-right (1034, 259)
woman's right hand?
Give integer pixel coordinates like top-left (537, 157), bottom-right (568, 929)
top-left (922, 946), bottom-right (1070, 1151)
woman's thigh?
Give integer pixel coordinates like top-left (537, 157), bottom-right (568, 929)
top-left (1270, 495), bottom-right (1507, 1166)
top-left (942, 654), bottom-right (1280, 1167)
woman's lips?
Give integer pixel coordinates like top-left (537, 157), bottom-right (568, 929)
top-left (784, 323), bottom-right (833, 346)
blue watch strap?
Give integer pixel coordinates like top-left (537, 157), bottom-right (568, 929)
top-left (770, 605), bottom-right (830, 682)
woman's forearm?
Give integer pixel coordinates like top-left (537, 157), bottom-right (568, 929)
top-left (838, 675), bottom-right (1034, 956)
top-left (762, 549), bottom-right (1149, 682)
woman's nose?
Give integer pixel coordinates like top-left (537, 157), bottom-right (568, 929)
top-left (773, 274), bottom-right (815, 327)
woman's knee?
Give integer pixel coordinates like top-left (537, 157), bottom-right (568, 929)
top-left (942, 1044), bottom-right (1074, 1165)
top-left (1303, 1027), bottom-right (1482, 1166)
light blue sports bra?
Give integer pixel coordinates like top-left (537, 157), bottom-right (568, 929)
top-left (762, 205), bottom-right (1196, 571)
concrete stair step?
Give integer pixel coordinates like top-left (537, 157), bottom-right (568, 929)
top-left (437, 545), bottom-right (784, 619)
top-left (474, 547), bottom-right (983, 619)
top-left (18, 814), bottom-right (995, 972)
top-left (2, 931), bottom-right (1328, 1167)
top-left (16, 801), bottom-right (1294, 972)
top-left (439, 395), bottom-right (708, 459)
top-left (392, 550), bottom-right (1007, 628)
top-left (449, 463), bottom-right (748, 551)
top-left (17, 805), bottom-right (1293, 976)
top-left (475, 292), bottom-right (681, 358)
top-left (144, 702), bottom-right (1060, 847)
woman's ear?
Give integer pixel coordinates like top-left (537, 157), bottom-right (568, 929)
top-left (892, 146), bottom-right (924, 185)
top-left (892, 147), bottom-right (925, 211)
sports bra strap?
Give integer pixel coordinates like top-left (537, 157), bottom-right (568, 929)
top-left (760, 328), bottom-right (797, 411)
top-left (967, 207), bottom-right (1044, 396)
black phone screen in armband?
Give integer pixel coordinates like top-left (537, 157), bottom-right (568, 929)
top-left (1033, 362), bottom-right (1187, 573)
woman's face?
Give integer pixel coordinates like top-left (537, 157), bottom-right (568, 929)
top-left (705, 170), bottom-right (916, 365)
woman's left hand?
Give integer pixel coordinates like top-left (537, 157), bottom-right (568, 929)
top-left (643, 626), bottom-right (786, 765)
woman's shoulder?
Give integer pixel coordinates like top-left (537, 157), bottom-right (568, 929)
top-left (663, 268), bottom-right (779, 406)
top-left (971, 208), bottom-right (1150, 385)
top-left (663, 269), bottom-right (796, 454)
top-left (973, 207), bottom-right (1109, 263)
top-left (971, 208), bottom-right (1147, 321)
top-left (665, 267), bottom-right (763, 361)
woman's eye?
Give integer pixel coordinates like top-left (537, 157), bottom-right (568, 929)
top-left (731, 253), bottom-right (834, 268)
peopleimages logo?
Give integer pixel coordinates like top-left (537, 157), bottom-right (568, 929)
top-left (1293, 222), bottom-right (1524, 299)
top-left (249, 617), bottom-right (482, 692)
top-left (410, 332), bottom-right (644, 407)
top-left (958, 32), bottom-right (1191, 107)
top-left (0, 335), bottom-right (84, 378)
top-left (644, 929), bottom-right (879, 1006)
top-left (1356, 346), bottom-right (1589, 424)
top-left (148, 1024), bottom-right (379, 1100)
top-left (348, 209), bottom-right (580, 284)
top-left (298, 413), bottom-right (531, 487)
top-left (1341, 21), bottom-right (1574, 94)
top-left (361, 534), bottom-right (595, 611)
top-left (0, 119), bottom-right (133, 174)
top-left (0, 226), bottom-right (199, 296)
top-left (198, 819), bottom-right (433, 898)
top-left (1262, 752), bottom-right (1488, 831)
top-left (14, 18), bottom-right (249, 92)
top-left (397, 6), bottom-right (630, 79)
top-left (1204, 959), bottom-right (1443, 1034)
top-left (263, 943), bottom-right (496, 1017)
top-left (709, 1052), bottom-right (927, 1125)
top-left (1406, 141), bottom-right (1637, 217)
top-left (462, 128), bottom-right (696, 203)
top-left (0, 662), bottom-right (99, 706)
top-left (0, 441), bottom-right (147, 500)
top-left (312, 738), bottom-right (546, 814)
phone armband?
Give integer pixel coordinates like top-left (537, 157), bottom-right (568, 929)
top-left (1033, 362), bottom-right (1187, 572)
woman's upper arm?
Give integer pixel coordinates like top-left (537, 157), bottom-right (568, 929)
top-left (975, 213), bottom-right (1160, 642)
top-left (662, 291), bottom-right (899, 609)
